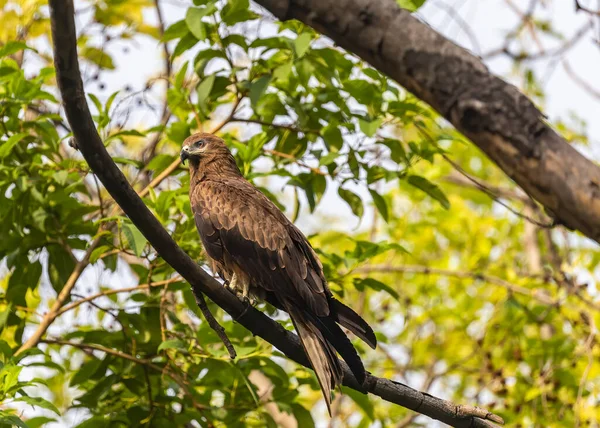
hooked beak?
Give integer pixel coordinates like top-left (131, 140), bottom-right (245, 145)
top-left (180, 146), bottom-right (191, 165)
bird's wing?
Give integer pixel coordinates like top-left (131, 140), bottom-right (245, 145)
top-left (191, 177), bottom-right (330, 316)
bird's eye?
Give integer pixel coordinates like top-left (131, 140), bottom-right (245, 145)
top-left (194, 139), bottom-right (205, 148)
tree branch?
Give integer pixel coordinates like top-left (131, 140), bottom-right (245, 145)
top-left (575, 0), bottom-right (600, 16)
top-left (253, 0), bottom-right (600, 245)
top-left (354, 264), bottom-right (559, 307)
top-left (142, 0), bottom-right (173, 162)
top-left (48, 1), bottom-right (503, 426)
top-left (41, 338), bottom-right (211, 413)
top-left (231, 117), bottom-right (319, 134)
top-left (16, 234), bottom-right (102, 355)
top-left (56, 277), bottom-right (182, 316)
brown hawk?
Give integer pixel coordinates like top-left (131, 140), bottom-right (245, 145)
top-left (180, 133), bottom-right (376, 412)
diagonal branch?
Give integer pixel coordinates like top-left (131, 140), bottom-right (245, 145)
top-left (575, 0), bottom-right (600, 16)
top-left (252, 0), bottom-right (600, 245)
top-left (47, 1), bottom-right (503, 426)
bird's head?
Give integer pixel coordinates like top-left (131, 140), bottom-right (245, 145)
top-left (180, 132), bottom-right (226, 164)
top-left (180, 132), bottom-right (241, 177)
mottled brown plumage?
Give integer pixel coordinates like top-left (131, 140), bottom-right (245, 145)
top-left (181, 133), bottom-right (376, 413)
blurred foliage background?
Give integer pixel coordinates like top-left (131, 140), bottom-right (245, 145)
top-left (0, 0), bottom-right (599, 426)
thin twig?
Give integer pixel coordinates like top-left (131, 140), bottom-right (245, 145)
top-left (142, 0), bottom-right (172, 162)
top-left (442, 154), bottom-right (555, 228)
top-left (264, 148), bottom-right (327, 176)
top-left (413, 123), bottom-right (555, 228)
top-left (575, 0), bottom-right (600, 16)
top-left (16, 234), bottom-right (103, 355)
top-left (41, 338), bottom-right (211, 413)
top-left (56, 277), bottom-right (182, 316)
top-left (562, 60), bottom-right (600, 100)
top-left (193, 290), bottom-right (237, 359)
top-left (354, 264), bottom-right (559, 307)
top-left (574, 311), bottom-right (596, 428)
top-left (231, 117), bottom-right (319, 134)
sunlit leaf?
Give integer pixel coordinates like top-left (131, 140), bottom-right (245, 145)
top-left (407, 174), bottom-right (450, 209)
top-left (122, 223), bottom-right (147, 256)
top-left (338, 187), bottom-right (364, 219)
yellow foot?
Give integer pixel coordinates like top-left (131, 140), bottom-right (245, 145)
top-left (227, 273), bottom-right (238, 292)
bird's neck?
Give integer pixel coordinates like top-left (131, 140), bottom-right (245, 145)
top-left (189, 156), bottom-right (243, 183)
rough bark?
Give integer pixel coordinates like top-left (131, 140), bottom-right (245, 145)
top-left (253, 0), bottom-right (600, 245)
top-left (48, 1), bottom-right (503, 426)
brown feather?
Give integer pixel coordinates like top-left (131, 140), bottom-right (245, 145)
top-left (183, 133), bottom-right (377, 412)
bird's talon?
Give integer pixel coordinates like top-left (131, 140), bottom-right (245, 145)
top-left (233, 296), bottom-right (252, 322)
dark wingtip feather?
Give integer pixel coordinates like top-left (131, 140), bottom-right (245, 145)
top-left (330, 298), bottom-right (377, 349)
top-left (311, 313), bottom-right (367, 386)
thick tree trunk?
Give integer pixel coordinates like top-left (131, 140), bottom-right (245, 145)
top-left (254, 0), bottom-right (600, 244)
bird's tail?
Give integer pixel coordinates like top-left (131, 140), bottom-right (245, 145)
top-left (285, 304), bottom-right (343, 415)
top-left (330, 298), bottom-right (377, 349)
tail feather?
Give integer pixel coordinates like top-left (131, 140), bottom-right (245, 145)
top-left (285, 304), bottom-right (342, 415)
top-left (330, 298), bottom-right (377, 349)
top-left (308, 313), bottom-right (367, 385)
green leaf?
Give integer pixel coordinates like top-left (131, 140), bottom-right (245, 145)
top-left (0, 66), bottom-right (17, 78)
top-left (53, 170), bottom-right (69, 186)
top-left (0, 415), bottom-right (28, 428)
top-left (397, 0), bottom-right (427, 12)
top-left (407, 175), bottom-right (450, 209)
top-left (294, 33), bottom-right (312, 58)
top-left (23, 417), bottom-right (56, 428)
top-left (338, 187), bottom-right (364, 219)
top-left (221, 0), bottom-right (256, 25)
top-left (358, 118), bottom-right (382, 137)
top-left (273, 61), bottom-right (293, 81)
top-left (342, 386), bottom-right (375, 420)
top-left (70, 358), bottom-right (103, 387)
top-left (369, 189), bottom-right (389, 222)
top-left (173, 33), bottom-right (199, 58)
top-left (87, 93), bottom-right (103, 113)
top-left (185, 5), bottom-right (216, 40)
top-left (0, 303), bottom-right (11, 331)
top-left (15, 396), bottom-right (60, 415)
top-left (319, 151), bottom-right (339, 166)
top-left (7, 261), bottom-right (42, 306)
top-left (345, 80), bottom-right (380, 106)
top-left (355, 278), bottom-right (400, 300)
top-left (0, 340), bottom-right (12, 359)
top-left (81, 47), bottom-right (115, 70)
top-left (0, 41), bottom-right (29, 58)
top-left (105, 91), bottom-right (119, 113)
top-left (122, 223), bottom-right (147, 257)
top-left (322, 124), bottom-right (343, 151)
top-left (196, 74), bottom-right (216, 109)
top-left (0, 133), bottom-right (28, 158)
top-left (0, 364), bottom-right (22, 394)
top-left (291, 403), bottom-right (314, 427)
top-left (524, 387), bottom-right (542, 402)
top-left (250, 75), bottom-right (272, 107)
top-left (158, 339), bottom-right (186, 351)
top-left (48, 245), bottom-right (76, 293)
top-left (381, 138), bottom-right (407, 164)
top-left (162, 20), bottom-right (189, 42)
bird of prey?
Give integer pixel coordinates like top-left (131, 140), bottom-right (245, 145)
top-left (180, 132), bottom-right (377, 412)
